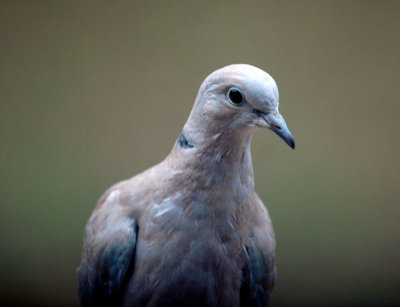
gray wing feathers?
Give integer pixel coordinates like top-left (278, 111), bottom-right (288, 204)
top-left (241, 242), bottom-right (275, 307)
top-left (78, 219), bottom-right (138, 307)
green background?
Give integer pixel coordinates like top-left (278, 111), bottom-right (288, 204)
top-left (1, 1), bottom-right (399, 306)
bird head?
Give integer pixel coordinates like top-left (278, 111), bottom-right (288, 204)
top-left (184, 64), bottom-right (295, 149)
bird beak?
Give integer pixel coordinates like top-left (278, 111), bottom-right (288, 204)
top-left (264, 111), bottom-right (295, 149)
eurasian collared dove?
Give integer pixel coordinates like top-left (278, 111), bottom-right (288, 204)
top-left (78, 64), bottom-right (295, 307)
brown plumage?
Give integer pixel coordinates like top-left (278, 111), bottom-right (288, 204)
top-left (78, 64), bottom-right (295, 306)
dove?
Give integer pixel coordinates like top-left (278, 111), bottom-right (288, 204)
top-left (78, 64), bottom-right (295, 307)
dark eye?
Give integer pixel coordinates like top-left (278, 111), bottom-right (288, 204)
top-left (227, 87), bottom-right (244, 105)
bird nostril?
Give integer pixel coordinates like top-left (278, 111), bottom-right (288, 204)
top-left (272, 123), bottom-right (281, 130)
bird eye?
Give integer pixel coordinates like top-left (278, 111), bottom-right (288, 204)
top-left (227, 87), bottom-right (244, 105)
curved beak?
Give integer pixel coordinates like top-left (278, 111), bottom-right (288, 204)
top-left (264, 112), bottom-right (295, 149)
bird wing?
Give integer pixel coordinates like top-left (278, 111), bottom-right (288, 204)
top-left (240, 196), bottom-right (276, 307)
top-left (240, 241), bottom-right (275, 306)
top-left (78, 187), bottom-right (138, 307)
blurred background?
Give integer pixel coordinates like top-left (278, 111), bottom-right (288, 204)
top-left (1, 1), bottom-right (399, 306)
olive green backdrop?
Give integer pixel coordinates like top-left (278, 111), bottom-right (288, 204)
top-left (1, 1), bottom-right (399, 306)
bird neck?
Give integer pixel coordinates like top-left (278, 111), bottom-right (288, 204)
top-left (170, 127), bottom-right (255, 189)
